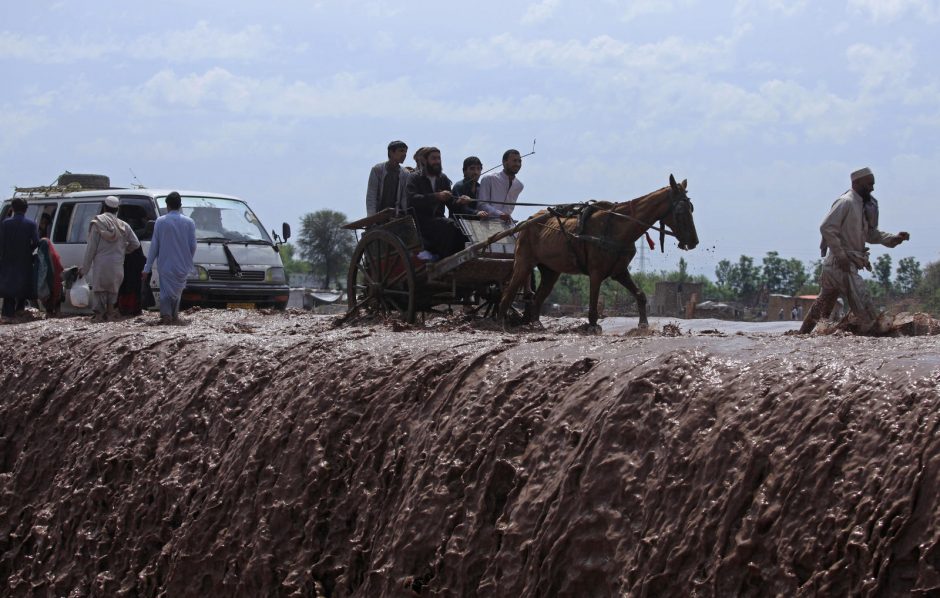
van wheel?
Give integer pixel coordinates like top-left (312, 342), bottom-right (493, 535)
top-left (57, 173), bottom-right (111, 189)
top-left (274, 301), bottom-right (287, 311)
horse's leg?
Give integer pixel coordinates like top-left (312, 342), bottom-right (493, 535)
top-left (529, 265), bottom-right (560, 325)
top-left (498, 258), bottom-right (533, 326)
top-left (587, 273), bottom-right (603, 332)
top-left (612, 270), bottom-right (648, 328)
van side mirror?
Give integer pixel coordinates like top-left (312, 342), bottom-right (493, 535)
top-left (282, 222), bottom-right (291, 241)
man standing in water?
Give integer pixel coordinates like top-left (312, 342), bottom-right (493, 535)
top-left (800, 167), bottom-right (909, 334)
top-left (143, 191), bottom-right (196, 324)
top-left (478, 149), bottom-right (524, 222)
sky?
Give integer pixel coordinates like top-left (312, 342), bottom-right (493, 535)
top-left (2, 0), bottom-right (938, 280)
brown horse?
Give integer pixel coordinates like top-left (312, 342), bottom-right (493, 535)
top-left (498, 174), bottom-right (699, 330)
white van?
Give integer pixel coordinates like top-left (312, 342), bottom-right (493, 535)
top-left (2, 173), bottom-right (292, 310)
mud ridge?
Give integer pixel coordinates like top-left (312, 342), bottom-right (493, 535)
top-left (2, 312), bottom-right (940, 597)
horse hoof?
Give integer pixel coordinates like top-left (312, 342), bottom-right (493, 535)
top-left (637, 322), bottom-right (649, 329)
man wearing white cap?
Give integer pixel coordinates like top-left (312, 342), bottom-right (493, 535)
top-left (79, 195), bottom-right (141, 321)
top-left (800, 167), bottom-right (909, 334)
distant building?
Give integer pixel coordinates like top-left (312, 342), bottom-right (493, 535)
top-left (766, 293), bottom-right (817, 321)
top-left (652, 281), bottom-right (703, 317)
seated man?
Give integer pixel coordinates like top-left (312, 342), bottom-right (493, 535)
top-left (404, 147), bottom-right (468, 260)
top-left (449, 156), bottom-right (488, 219)
top-left (478, 148), bottom-right (524, 221)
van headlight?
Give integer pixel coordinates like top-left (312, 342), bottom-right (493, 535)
top-left (266, 267), bottom-right (286, 282)
top-left (188, 265), bottom-right (209, 281)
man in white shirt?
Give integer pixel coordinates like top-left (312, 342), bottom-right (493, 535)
top-left (478, 149), bottom-right (524, 221)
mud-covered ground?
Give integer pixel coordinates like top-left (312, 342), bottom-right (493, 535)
top-left (2, 309), bottom-right (940, 597)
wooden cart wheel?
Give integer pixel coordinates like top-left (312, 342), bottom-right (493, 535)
top-left (346, 229), bottom-right (417, 323)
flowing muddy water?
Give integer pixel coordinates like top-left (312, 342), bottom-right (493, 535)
top-left (2, 310), bottom-right (940, 597)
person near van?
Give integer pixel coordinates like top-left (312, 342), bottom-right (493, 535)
top-left (143, 191), bottom-right (196, 324)
top-left (78, 196), bottom-right (141, 321)
top-left (36, 238), bottom-right (64, 316)
top-left (0, 197), bottom-right (40, 322)
top-left (366, 140), bottom-right (409, 216)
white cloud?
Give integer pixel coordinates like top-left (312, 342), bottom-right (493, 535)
top-left (734, 0), bottom-right (810, 17)
top-left (122, 68), bottom-right (574, 122)
top-left (0, 107), bottom-right (48, 149)
top-left (433, 32), bottom-right (740, 73)
top-left (603, 0), bottom-right (695, 21)
top-left (846, 42), bottom-right (915, 90)
top-left (0, 23), bottom-right (275, 64)
top-left (130, 21), bottom-right (275, 62)
top-left (522, 0), bottom-right (562, 24)
top-left (847, 0), bottom-right (940, 22)
top-left (0, 31), bottom-right (115, 63)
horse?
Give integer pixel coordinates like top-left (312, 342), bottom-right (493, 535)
top-left (497, 174), bottom-right (699, 331)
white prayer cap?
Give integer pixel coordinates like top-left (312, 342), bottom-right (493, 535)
top-left (104, 195), bottom-right (120, 208)
top-left (851, 167), bottom-right (873, 181)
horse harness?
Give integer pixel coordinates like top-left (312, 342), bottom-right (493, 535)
top-left (546, 195), bottom-right (680, 274)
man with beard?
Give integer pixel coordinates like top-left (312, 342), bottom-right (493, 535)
top-left (404, 147), bottom-right (467, 260)
top-left (366, 140), bottom-right (409, 216)
top-left (800, 167), bottom-right (909, 334)
top-left (478, 148), bottom-right (524, 222)
top-left (79, 196), bottom-right (141, 321)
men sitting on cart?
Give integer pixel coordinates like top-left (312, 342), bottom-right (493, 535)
top-left (450, 156), bottom-right (488, 219)
top-left (478, 148), bottom-right (524, 222)
top-left (404, 147), bottom-right (468, 260)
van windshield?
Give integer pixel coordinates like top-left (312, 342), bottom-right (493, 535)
top-left (159, 196), bottom-right (272, 243)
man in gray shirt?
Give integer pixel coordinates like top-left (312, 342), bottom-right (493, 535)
top-left (800, 167), bottom-right (908, 334)
top-left (366, 140), bottom-right (409, 216)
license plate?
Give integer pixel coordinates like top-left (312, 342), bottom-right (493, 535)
top-left (227, 302), bottom-right (256, 309)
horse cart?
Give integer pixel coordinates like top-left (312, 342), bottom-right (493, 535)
top-left (342, 209), bottom-right (550, 324)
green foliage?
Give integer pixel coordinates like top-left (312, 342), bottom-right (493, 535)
top-left (716, 255), bottom-right (761, 302)
top-left (916, 261), bottom-right (940, 314)
top-left (762, 251), bottom-right (808, 295)
top-left (278, 243), bottom-right (311, 278)
top-left (297, 210), bottom-right (355, 289)
top-left (873, 254), bottom-right (892, 295)
top-left (895, 257), bottom-right (922, 295)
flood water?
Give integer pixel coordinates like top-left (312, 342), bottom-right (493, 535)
top-left (2, 310), bottom-right (940, 596)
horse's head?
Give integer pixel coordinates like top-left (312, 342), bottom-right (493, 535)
top-left (660, 174), bottom-right (698, 251)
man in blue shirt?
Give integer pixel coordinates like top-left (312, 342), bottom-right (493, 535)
top-left (0, 198), bottom-right (39, 322)
top-left (143, 191), bottom-right (197, 324)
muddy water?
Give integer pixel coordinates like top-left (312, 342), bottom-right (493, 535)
top-left (2, 311), bottom-right (940, 597)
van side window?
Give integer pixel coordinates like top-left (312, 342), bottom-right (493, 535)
top-left (117, 198), bottom-right (158, 241)
top-left (53, 203), bottom-right (74, 243)
top-left (66, 202), bottom-right (102, 243)
top-left (28, 204), bottom-right (57, 238)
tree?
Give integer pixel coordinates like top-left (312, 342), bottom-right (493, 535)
top-left (895, 257), bottom-right (922, 295)
top-left (278, 243), bottom-right (311, 279)
top-left (726, 255), bottom-right (762, 303)
top-left (715, 259), bottom-right (732, 289)
top-left (761, 251), bottom-right (808, 295)
top-left (297, 210), bottom-right (356, 289)
top-left (916, 261), bottom-right (940, 315)
top-left (677, 257), bottom-right (688, 282)
top-left (873, 254), bottom-right (892, 296)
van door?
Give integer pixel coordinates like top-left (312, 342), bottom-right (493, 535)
top-left (53, 199), bottom-right (103, 269)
